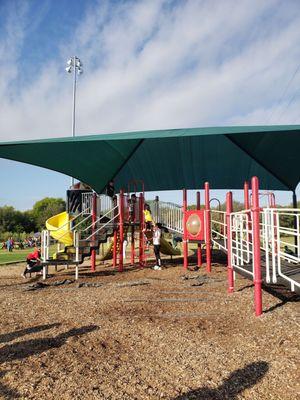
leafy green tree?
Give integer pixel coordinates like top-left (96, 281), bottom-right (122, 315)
top-left (31, 197), bottom-right (65, 230)
top-left (0, 206), bottom-right (26, 233)
top-left (22, 210), bottom-right (37, 232)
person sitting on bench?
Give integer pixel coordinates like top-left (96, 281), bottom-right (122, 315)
top-left (22, 246), bottom-right (42, 278)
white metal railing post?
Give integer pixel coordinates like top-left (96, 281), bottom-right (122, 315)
top-left (264, 209), bottom-right (270, 283)
top-left (46, 230), bottom-right (50, 261)
top-left (276, 212), bottom-right (281, 283)
top-left (240, 215), bottom-right (244, 265)
top-left (41, 230), bottom-right (50, 262)
top-left (42, 230), bottom-right (50, 280)
top-left (270, 209), bottom-right (277, 283)
top-left (245, 214), bottom-right (250, 263)
top-left (74, 230), bottom-right (80, 281)
top-left (297, 214), bottom-right (300, 257)
top-left (74, 230), bottom-right (80, 263)
top-left (41, 230), bottom-right (46, 262)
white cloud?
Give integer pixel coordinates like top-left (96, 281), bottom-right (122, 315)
top-left (0, 0), bottom-right (300, 142)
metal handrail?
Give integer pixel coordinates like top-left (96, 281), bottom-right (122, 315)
top-left (49, 209), bottom-right (86, 233)
top-left (154, 200), bottom-right (183, 233)
top-left (82, 205), bottom-right (118, 233)
top-left (85, 213), bottom-right (120, 240)
top-left (54, 213), bottom-right (93, 242)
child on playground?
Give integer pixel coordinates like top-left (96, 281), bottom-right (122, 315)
top-left (143, 203), bottom-right (153, 230)
top-left (21, 246), bottom-right (42, 278)
top-left (128, 193), bottom-right (137, 222)
top-left (153, 223), bottom-right (162, 270)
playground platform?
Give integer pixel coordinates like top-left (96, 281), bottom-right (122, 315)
top-left (213, 238), bottom-right (300, 294)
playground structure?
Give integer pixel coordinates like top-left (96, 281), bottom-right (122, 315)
top-left (41, 181), bottom-right (181, 279)
top-left (41, 176), bottom-right (300, 317)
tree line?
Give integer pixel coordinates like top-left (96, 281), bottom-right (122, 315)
top-left (0, 198), bottom-right (65, 241)
top-left (0, 196), bottom-right (298, 241)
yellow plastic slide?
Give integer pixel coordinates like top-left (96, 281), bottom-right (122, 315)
top-left (98, 241), bottom-right (114, 261)
top-left (144, 231), bottom-right (181, 256)
top-left (160, 237), bottom-right (181, 256)
top-left (46, 211), bottom-right (74, 246)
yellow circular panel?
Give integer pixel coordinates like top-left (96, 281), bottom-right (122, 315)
top-left (186, 214), bottom-right (201, 236)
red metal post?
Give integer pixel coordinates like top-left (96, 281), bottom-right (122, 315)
top-left (131, 195), bottom-right (136, 265)
top-left (251, 176), bottom-right (262, 316)
top-left (244, 181), bottom-right (250, 209)
top-left (112, 196), bottom-right (118, 268)
top-left (196, 191), bottom-right (202, 267)
top-left (269, 193), bottom-right (276, 208)
top-left (244, 181), bottom-right (251, 243)
top-left (118, 189), bottom-right (124, 272)
top-left (204, 182), bottom-right (211, 273)
top-left (113, 230), bottom-right (117, 267)
top-left (183, 189), bottom-right (188, 270)
top-left (91, 192), bottom-right (97, 272)
top-left (139, 193), bottom-right (145, 268)
top-left (226, 191), bottom-right (234, 293)
top-left (131, 226), bottom-right (135, 265)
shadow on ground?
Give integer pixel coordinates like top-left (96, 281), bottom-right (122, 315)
top-left (0, 325), bottom-right (99, 363)
top-left (173, 361), bottom-right (269, 400)
top-left (263, 284), bottom-right (300, 313)
top-left (0, 324), bottom-right (99, 398)
top-left (0, 323), bottom-right (60, 344)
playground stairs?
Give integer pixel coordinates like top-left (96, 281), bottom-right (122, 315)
top-left (51, 225), bottom-right (115, 264)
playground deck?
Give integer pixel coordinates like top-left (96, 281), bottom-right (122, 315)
top-left (0, 259), bottom-right (298, 399)
top-left (213, 239), bottom-right (300, 294)
top-left (238, 257), bottom-right (300, 295)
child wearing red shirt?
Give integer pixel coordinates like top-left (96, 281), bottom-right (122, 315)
top-left (22, 247), bottom-right (42, 278)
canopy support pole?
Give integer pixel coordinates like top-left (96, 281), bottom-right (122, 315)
top-left (292, 191), bottom-right (298, 255)
top-left (196, 191), bottom-right (202, 268)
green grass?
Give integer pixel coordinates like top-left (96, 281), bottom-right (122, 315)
top-left (0, 244), bottom-right (59, 265)
top-left (0, 248), bottom-right (29, 264)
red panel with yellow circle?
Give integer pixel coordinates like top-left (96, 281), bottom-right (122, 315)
top-left (185, 210), bottom-right (205, 241)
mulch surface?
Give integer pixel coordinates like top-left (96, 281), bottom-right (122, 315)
top-left (0, 257), bottom-right (299, 399)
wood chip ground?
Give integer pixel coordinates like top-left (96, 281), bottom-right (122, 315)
top-left (0, 259), bottom-right (299, 399)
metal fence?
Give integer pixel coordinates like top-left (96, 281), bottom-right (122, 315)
top-left (152, 201), bottom-right (183, 234)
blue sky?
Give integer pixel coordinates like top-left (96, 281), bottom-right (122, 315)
top-left (0, 0), bottom-right (299, 210)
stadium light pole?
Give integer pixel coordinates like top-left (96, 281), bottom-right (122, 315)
top-left (66, 56), bottom-right (83, 187)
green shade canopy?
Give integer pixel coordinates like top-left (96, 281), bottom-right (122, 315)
top-left (0, 125), bottom-right (299, 192)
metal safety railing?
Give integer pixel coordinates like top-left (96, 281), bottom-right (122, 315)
top-left (41, 201), bottom-right (118, 263)
top-left (230, 210), bottom-right (253, 276)
top-left (97, 194), bottom-right (114, 216)
top-left (82, 192), bottom-right (93, 215)
top-left (81, 192), bottom-right (114, 216)
top-left (41, 230), bottom-right (50, 262)
top-left (211, 210), bottom-right (227, 252)
top-left (260, 208), bottom-right (300, 291)
top-left (152, 201), bottom-right (183, 233)
top-left (213, 206), bottom-right (300, 292)
top-left (84, 206), bottom-right (119, 241)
